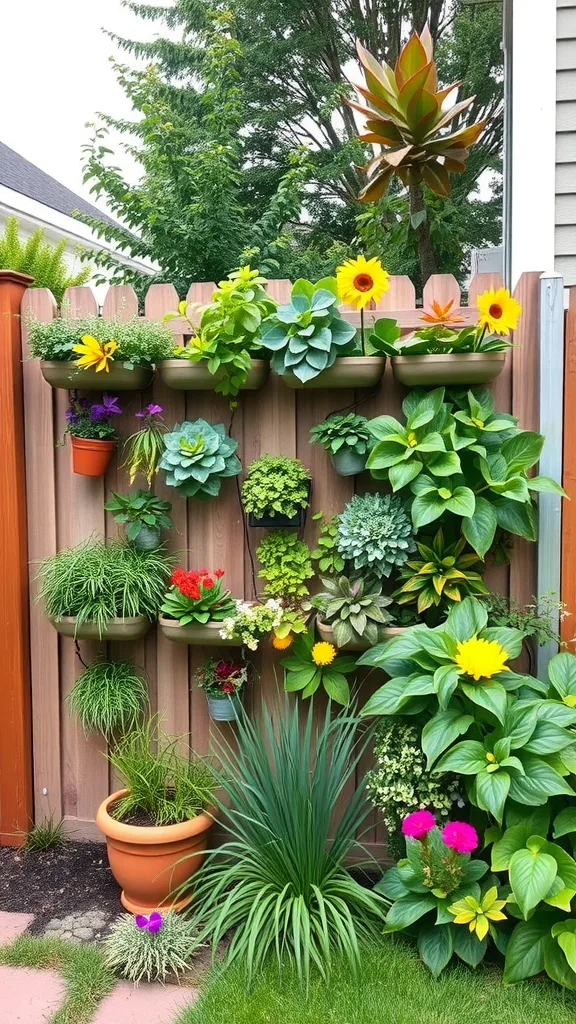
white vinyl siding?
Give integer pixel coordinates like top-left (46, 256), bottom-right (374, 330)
top-left (556, 4), bottom-right (576, 283)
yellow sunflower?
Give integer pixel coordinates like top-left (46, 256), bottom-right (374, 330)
top-left (476, 288), bottom-right (522, 336)
top-left (336, 256), bottom-right (389, 310)
top-left (454, 635), bottom-right (510, 682)
top-left (311, 642), bottom-right (336, 667)
top-left (272, 633), bottom-right (293, 651)
top-left (73, 335), bottom-right (118, 373)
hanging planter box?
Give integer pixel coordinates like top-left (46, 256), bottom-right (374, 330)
top-left (71, 436), bottom-right (116, 477)
top-left (316, 616), bottom-right (406, 651)
top-left (49, 615), bottom-right (152, 641)
top-left (40, 361), bottom-right (154, 391)
top-left (247, 480), bottom-right (311, 529)
top-left (206, 694), bottom-right (242, 721)
top-left (158, 358), bottom-right (269, 391)
top-left (391, 352), bottom-right (506, 387)
top-left (330, 449), bottom-right (367, 476)
top-left (159, 616), bottom-right (242, 646)
top-left (281, 356), bottom-right (385, 390)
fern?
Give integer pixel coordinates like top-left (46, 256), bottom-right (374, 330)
top-left (0, 216), bottom-right (92, 303)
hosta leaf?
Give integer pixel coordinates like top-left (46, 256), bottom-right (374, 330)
top-left (417, 924), bottom-right (453, 977)
top-left (421, 709), bottom-right (474, 767)
top-left (509, 847), bottom-right (557, 918)
top-left (504, 918), bottom-right (551, 981)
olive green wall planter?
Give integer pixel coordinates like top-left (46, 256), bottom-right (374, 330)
top-left (330, 449), bottom-right (366, 476)
top-left (40, 361), bottom-right (154, 391)
top-left (316, 616), bottom-right (406, 651)
top-left (391, 352), bottom-right (506, 387)
top-left (158, 358), bottom-right (269, 391)
top-left (159, 616), bottom-right (242, 646)
top-left (49, 615), bottom-right (152, 641)
top-left (281, 356), bottom-right (385, 389)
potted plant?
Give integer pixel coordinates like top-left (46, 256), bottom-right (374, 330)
top-left (37, 538), bottom-right (172, 639)
top-left (122, 404), bottom-right (167, 485)
top-left (64, 394), bottom-right (122, 477)
top-left (159, 419), bottom-right (241, 499)
top-left (159, 568), bottom-right (240, 645)
top-left (369, 288), bottom-right (521, 387)
top-left (309, 412), bottom-right (374, 476)
top-left (259, 277), bottom-right (370, 388)
top-left (336, 492), bottom-right (416, 578)
top-left (220, 599), bottom-right (285, 651)
top-left (96, 718), bottom-right (215, 913)
top-left (160, 266), bottom-right (275, 395)
top-left (393, 528), bottom-right (489, 622)
top-left (195, 657), bottom-right (253, 721)
top-left (241, 454), bottom-right (311, 527)
top-left (26, 312), bottom-right (174, 390)
top-left (256, 531), bottom-right (313, 607)
top-left (313, 575), bottom-right (395, 650)
top-left (104, 490), bottom-right (174, 550)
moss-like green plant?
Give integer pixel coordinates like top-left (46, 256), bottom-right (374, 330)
top-left (103, 911), bottom-right (202, 983)
top-left (256, 531), bottom-right (313, 604)
top-left (68, 660), bottom-right (149, 737)
top-left (241, 454), bottom-right (310, 519)
top-left (159, 419), bottom-right (241, 499)
top-left (26, 313), bottom-right (174, 366)
top-left (336, 493), bottom-right (415, 578)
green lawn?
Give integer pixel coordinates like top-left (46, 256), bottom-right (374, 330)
top-left (177, 940), bottom-right (576, 1024)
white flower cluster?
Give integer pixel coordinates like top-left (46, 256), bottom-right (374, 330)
top-left (220, 599), bottom-right (284, 651)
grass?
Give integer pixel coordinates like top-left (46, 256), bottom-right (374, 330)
top-left (0, 935), bottom-right (115, 1024)
top-left (22, 815), bottom-right (67, 852)
top-left (176, 940), bottom-right (576, 1024)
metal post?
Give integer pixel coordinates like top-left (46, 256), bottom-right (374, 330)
top-left (537, 272), bottom-right (565, 679)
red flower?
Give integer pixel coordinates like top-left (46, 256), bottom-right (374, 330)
top-left (198, 568), bottom-right (209, 575)
top-left (214, 569), bottom-right (225, 578)
top-left (170, 568), bottom-right (187, 586)
top-left (203, 577), bottom-right (214, 589)
top-left (222, 681), bottom-right (235, 694)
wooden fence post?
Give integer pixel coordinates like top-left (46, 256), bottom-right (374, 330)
top-left (0, 270), bottom-right (34, 845)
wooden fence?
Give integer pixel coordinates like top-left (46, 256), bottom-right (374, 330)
top-left (15, 270), bottom-right (542, 857)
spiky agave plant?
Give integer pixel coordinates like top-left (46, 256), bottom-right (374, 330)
top-left (182, 699), bottom-right (386, 987)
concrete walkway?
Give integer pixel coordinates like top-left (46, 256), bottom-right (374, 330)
top-left (0, 911), bottom-right (198, 1023)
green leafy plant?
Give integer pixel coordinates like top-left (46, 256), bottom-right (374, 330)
top-left (281, 627), bottom-right (357, 705)
top-left (485, 593), bottom-right (568, 649)
top-left (220, 599), bottom-right (284, 652)
top-left (22, 815), bottom-right (67, 853)
top-left (371, 323), bottom-right (513, 357)
top-left (309, 413), bottom-right (373, 457)
top-left (312, 575), bottom-right (393, 647)
top-left (64, 395), bottom-right (121, 440)
top-left (122, 405), bottom-right (167, 485)
top-left (195, 658), bottom-right (252, 699)
top-left (103, 911), bottom-right (202, 984)
top-left (37, 539), bottom-right (172, 637)
top-left (259, 278), bottom-right (357, 382)
top-left (366, 388), bottom-right (564, 556)
top-left (394, 528), bottom-right (488, 619)
top-left (161, 568), bottom-right (236, 624)
top-left (108, 717), bottom-right (215, 827)
top-left (336, 492), bottom-right (415, 578)
top-left (256, 531), bottom-right (313, 604)
top-left (104, 490), bottom-right (173, 543)
top-left (241, 454), bottom-right (310, 519)
top-left (26, 313), bottom-right (173, 367)
top-left (67, 660), bottom-right (149, 737)
top-left (311, 512), bottom-right (345, 574)
top-left (167, 266), bottom-right (277, 397)
top-left (159, 419), bottom-right (241, 499)
top-left (0, 216), bottom-right (91, 303)
top-left (185, 699), bottom-right (386, 987)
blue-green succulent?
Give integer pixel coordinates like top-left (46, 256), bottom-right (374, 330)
top-left (159, 419), bottom-right (241, 499)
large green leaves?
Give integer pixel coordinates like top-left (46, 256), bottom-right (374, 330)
top-left (504, 917), bottom-right (553, 981)
top-left (422, 710), bottom-right (474, 767)
top-left (417, 924), bottom-right (454, 977)
top-left (509, 839), bottom-right (558, 918)
top-left (445, 596), bottom-right (488, 641)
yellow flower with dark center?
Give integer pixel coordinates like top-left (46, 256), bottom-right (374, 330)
top-left (272, 633), bottom-right (293, 651)
top-left (449, 888), bottom-right (507, 941)
top-left (476, 288), bottom-right (522, 336)
top-left (312, 641), bottom-right (336, 667)
top-left (336, 256), bottom-right (389, 310)
top-left (73, 334), bottom-right (118, 373)
top-left (454, 635), bottom-right (510, 682)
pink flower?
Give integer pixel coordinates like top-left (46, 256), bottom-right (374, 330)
top-left (441, 821), bottom-right (478, 854)
top-left (402, 809), bottom-right (436, 839)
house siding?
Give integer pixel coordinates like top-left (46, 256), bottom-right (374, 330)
top-left (556, 3), bottom-right (576, 283)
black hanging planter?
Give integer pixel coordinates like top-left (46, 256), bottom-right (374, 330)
top-left (247, 481), bottom-right (311, 529)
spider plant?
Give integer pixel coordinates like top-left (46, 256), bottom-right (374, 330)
top-left (67, 660), bottom-right (149, 737)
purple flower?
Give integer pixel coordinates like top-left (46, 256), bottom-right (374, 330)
top-left (136, 403), bottom-right (163, 419)
top-left (135, 911), bottom-right (163, 933)
top-left (90, 395), bottom-right (122, 421)
top-left (65, 408), bottom-right (79, 424)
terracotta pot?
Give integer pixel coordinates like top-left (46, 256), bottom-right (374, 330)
top-left (281, 356), bottom-right (385, 389)
top-left (71, 436), bottom-right (116, 477)
top-left (330, 449), bottom-right (366, 476)
top-left (96, 790), bottom-right (214, 914)
top-left (391, 352), bottom-right (506, 387)
top-left (40, 360), bottom-right (154, 391)
top-left (49, 615), bottom-right (151, 641)
top-left (159, 616), bottom-right (242, 647)
top-left (316, 616), bottom-right (406, 651)
top-left (158, 358), bottom-right (269, 391)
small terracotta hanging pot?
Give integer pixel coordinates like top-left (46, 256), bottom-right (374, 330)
top-left (71, 436), bottom-right (116, 477)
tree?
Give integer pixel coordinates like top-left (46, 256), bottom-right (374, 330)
top-left (0, 217), bottom-right (91, 303)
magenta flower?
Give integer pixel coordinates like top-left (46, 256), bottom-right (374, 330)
top-left (441, 821), bottom-right (479, 854)
top-left (135, 911), bottom-right (163, 933)
top-left (402, 809), bottom-right (436, 839)
top-left (91, 395), bottom-right (122, 421)
top-left (136, 403), bottom-right (163, 419)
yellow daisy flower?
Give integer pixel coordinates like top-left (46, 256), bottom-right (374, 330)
top-left (336, 256), bottom-right (389, 310)
top-left (272, 633), bottom-right (293, 651)
top-left (73, 335), bottom-right (118, 373)
top-left (311, 641), bottom-right (336, 667)
top-left (476, 288), bottom-right (522, 336)
top-left (449, 888), bottom-right (507, 942)
top-left (454, 635), bottom-right (510, 682)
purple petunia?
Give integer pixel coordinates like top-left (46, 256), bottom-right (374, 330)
top-left (65, 408), bottom-right (79, 424)
top-left (135, 911), bottom-right (163, 933)
top-left (90, 395), bottom-right (122, 421)
top-left (135, 403), bottom-right (163, 419)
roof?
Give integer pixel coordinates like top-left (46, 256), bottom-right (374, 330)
top-left (0, 141), bottom-right (117, 228)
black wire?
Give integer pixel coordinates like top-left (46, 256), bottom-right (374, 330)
top-left (74, 640), bottom-right (88, 669)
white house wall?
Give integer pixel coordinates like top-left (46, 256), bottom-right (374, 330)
top-left (556, 1), bottom-right (576, 285)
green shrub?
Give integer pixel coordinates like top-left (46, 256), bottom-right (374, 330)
top-left (241, 454), bottom-right (310, 519)
top-left (104, 490), bottom-right (173, 543)
top-left (103, 911), bottom-right (202, 983)
top-left (159, 420), bottom-right (241, 499)
top-left (26, 313), bottom-right (173, 366)
top-left (256, 531), bottom-right (313, 603)
top-left (0, 215), bottom-right (91, 303)
top-left (68, 660), bottom-right (149, 737)
top-left (336, 492), bottom-right (415, 578)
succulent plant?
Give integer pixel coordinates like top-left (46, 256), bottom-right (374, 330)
top-left (394, 528), bottom-right (488, 618)
top-left (309, 413), bottom-right (373, 457)
top-left (159, 419), bottom-right (241, 499)
top-left (313, 575), bottom-right (393, 647)
top-left (259, 278), bottom-right (357, 383)
top-left (256, 531), bottom-right (314, 604)
top-left (336, 492), bottom-right (415, 578)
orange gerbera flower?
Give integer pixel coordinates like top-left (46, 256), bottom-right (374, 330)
top-left (420, 299), bottom-right (465, 325)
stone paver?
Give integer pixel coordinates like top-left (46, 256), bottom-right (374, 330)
top-left (0, 965), bottom-right (65, 1023)
top-left (43, 908), bottom-right (110, 942)
top-left (93, 980), bottom-right (197, 1023)
top-left (0, 911), bottom-right (34, 944)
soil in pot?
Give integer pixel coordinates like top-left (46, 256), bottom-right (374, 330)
top-left (391, 352), bottom-right (506, 387)
top-left (71, 437), bottom-right (116, 477)
top-left (281, 356), bottom-right (385, 389)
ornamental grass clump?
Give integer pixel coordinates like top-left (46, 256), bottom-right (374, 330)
top-left (184, 699), bottom-right (386, 987)
top-left (336, 492), bottom-right (415, 578)
top-left (256, 531), bottom-right (313, 604)
top-left (103, 910), bottom-right (203, 983)
top-left (68, 660), bottom-right (149, 738)
top-left (159, 419), bottom-right (241, 499)
top-left (37, 539), bottom-right (173, 637)
top-left (241, 454), bottom-right (310, 520)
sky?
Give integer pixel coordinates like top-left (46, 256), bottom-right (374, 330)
top-left (1, 0), bottom-right (162, 207)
